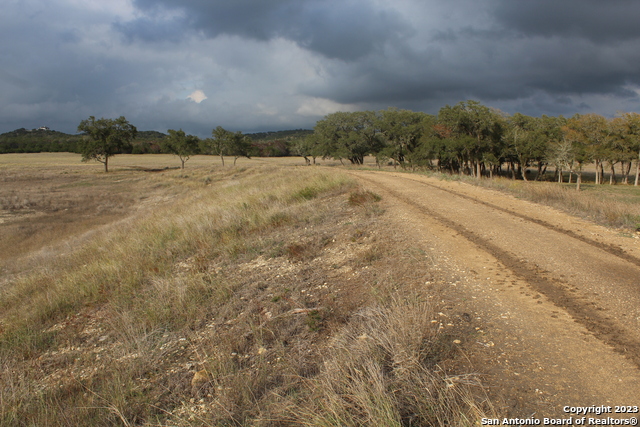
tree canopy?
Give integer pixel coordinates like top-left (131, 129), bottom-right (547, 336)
top-left (77, 116), bottom-right (137, 172)
top-left (201, 126), bottom-right (251, 166)
top-left (162, 129), bottom-right (199, 169)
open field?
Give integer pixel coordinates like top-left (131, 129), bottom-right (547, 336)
top-left (0, 154), bottom-right (492, 426)
top-left (2, 153), bottom-right (640, 425)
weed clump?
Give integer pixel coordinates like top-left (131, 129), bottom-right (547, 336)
top-left (348, 189), bottom-right (382, 206)
top-left (295, 186), bottom-right (319, 200)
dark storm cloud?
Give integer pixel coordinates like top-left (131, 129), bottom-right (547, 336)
top-left (0, 69), bottom-right (31, 91)
top-left (120, 0), bottom-right (640, 115)
top-left (4, 0), bottom-right (640, 136)
top-left (124, 0), bottom-right (411, 60)
top-left (492, 0), bottom-right (640, 43)
top-left (114, 15), bottom-right (188, 44)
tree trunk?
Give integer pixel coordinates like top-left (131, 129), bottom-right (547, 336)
top-left (521, 162), bottom-right (528, 181)
top-left (534, 162), bottom-right (543, 181)
top-left (622, 161), bottom-right (632, 184)
top-left (576, 171), bottom-right (582, 191)
top-left (220, 154), bottom-right (225, 167)
top-left (181, 159), bottom-right (185, 169)
top-left (558, 168), bottom-right (563, 183)
top-left (635, 157), bottom-right (640, 186)
top-left (609, 163), bottom-right (616, 185)
top-left (575, 162), bottom-right (583, 191)
top-left (104, 157), bottom-right (109, 173)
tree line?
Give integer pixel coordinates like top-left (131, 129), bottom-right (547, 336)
top-left (0, 125), bottom-right (308, 157)
top-left (6, 101), bottom-right (640, 188)
top-left (75, 117), bottom-right (258, 172)
top-left (296, 100), bottom-right (640, 188)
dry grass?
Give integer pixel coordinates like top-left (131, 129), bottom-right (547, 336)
top-left (298, 296), bottom-right (492, 426)
top-left (470, 177), bottom-right (640, 231)
top-left (393, 162), bottom-right (640, 232)
top-left (0, 154), bottom-right (188, 267)
top-left (0, 154), bottom-right (494, 426)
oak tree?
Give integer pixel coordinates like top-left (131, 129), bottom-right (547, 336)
top-left (77, 116), bottom-right (137, 172)
top-left (162, 129), bottom-right (199, 169)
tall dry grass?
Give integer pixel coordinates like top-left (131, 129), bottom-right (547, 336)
top-left (1, 161), bottom-right (494, 426)
top-left (0, 165), bottom-right (348, 425)
top-left (471, 178), bottom-right (640, 230)
top-left (1, 165), bottom-right (347, 350)
top-left (298, 296), bottom-right (492, 426)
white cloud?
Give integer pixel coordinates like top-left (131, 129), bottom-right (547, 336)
top-left (187, 90), bottom-right (207, 103)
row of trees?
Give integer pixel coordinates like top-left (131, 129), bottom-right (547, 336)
top-left (75, 102), bottom-right (640, 188)
top-left (77, 117), bottom-right (252, 172)
top-left (295, 101), bottom-right (640, 188)
top-left (0, 128), bottom-right (175, 154)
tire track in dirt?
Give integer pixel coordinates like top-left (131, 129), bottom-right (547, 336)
top-left (397, 174), bottom-right (640, 269)
top-left (354, 172), bottom-right (640, 369)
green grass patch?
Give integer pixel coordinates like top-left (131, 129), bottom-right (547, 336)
top-left (295, 186), bottom-right (319, 200)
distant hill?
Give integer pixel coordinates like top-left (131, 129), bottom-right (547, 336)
top-left (245, 129), bottom-right (313, 157)
top-left (0, 128), bottom-right (82, 153)
top-left (246, 129), bottom-right (313, 141)
top-left (0, 128), bottom-right (170, 154)
top-left (136, 130), bottom-right (167, 141)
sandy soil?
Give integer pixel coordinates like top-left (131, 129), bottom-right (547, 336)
top-left (349, 169), bottom-right (640, 417)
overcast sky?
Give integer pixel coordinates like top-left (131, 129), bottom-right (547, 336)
top-left (3, 0), bottom-right (640, 137)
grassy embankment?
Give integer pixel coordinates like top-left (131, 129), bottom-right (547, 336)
top-left (0, 154), bottom-right (492, 426)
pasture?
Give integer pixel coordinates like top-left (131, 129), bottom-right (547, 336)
top-left (0, 153), bottom-right (491, 426)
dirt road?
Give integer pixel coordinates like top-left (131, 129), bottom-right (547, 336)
top-left (350, 170), bottom-right (640, 417)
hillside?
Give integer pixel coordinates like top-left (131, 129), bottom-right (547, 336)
top-left (0, 128), bottom-right (82, 153)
